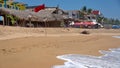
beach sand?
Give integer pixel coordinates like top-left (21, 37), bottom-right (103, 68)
top-left (0, 26), bottom-right (120, 68)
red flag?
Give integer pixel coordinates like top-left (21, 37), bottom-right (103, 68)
top-left (34, 4), bottom-right (45, 12)
top-left (92, 10), bottom-right (100, 15)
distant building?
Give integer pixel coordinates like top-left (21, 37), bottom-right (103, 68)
top-left (67, 10), bottom-right (80, 20)
top-left (0, 0), bottom-right (27, 10)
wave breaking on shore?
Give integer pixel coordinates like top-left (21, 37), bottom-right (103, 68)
top-left (113, 36), bottom-right (120, 39)
top-left (53, 47), bottom-right (120, 68)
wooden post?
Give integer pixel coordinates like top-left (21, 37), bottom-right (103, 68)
top-left (45, 21), bottom-right (47, 36)
top-left (2, 16), bottom-right (5, 26)
top-left (43, 18), bottom-right (47, 36)
top-left (22, 19), bottom-right (25, 27)
top-left (29, 19), bottom-right (31, 27)
top-left (6, 17), bottom-right (8, 25)
top-left (28, 15), bottom-right (32, 27)
top-left (5, 15), bottom-right (7, 26)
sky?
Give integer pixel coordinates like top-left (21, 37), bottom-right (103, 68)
top-left (15, 0), bottom-right (120, 19)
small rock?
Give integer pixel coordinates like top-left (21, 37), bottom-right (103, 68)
top-left (81, 30), bottom-right (90, 34)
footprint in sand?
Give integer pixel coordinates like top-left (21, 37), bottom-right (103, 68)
top-left (0, 48), bottom-right (17, 54)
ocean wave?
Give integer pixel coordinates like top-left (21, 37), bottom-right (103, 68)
top-left (52, 48), bottom-right (120, 68)
top-left (113, 36), bottom-right (120, 38)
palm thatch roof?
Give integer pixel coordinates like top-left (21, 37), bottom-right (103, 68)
top-left (0, 7), bottom-right (68, 22)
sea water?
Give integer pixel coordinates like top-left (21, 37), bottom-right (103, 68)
top-left (52, 37), bottom-right (120, 68)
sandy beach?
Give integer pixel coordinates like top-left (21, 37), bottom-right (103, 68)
top-left (0, 26), bottom-right (120, 68)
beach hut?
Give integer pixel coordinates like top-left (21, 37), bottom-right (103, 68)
top-left (0, 7), bottom-right (68, 27)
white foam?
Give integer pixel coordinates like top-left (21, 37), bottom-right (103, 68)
top-left (52, 48), bottom-right (120, 68)
top-left (113, 36), bottom-right (120, 39)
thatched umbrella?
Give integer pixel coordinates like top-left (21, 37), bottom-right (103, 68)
top-left (0, 7), bottom-right (39, 21)
top-left (0, 7), bottom-right (69, 27)
top-left (0, 8), bottom-right (66, 21)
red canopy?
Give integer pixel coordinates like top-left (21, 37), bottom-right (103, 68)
top-left (83, 22), bottom-right (94, 25)
top-left (34, 4), bottom-right (45, 12)
top-left (74, 22), bottom-right (94, 26)
top-left (92, 10), bottom-right (100, 15)
top-left (74, 22), bottom-right (82, 25)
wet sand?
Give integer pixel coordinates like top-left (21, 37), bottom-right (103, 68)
top-left (0, 26), bottom-right (120, 68)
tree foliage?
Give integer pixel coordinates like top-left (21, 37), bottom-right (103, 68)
top-left (81, 6), bottom-right (87, 12)
top-left (103, 18), bottom-right (120, 25)
top-left (87, 8), bottom-right (92, 14)
top-left (80, 6), bottom-right (120, 25)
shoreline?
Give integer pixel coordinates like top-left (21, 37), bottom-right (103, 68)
top-left (53, 47), bottom-right (120, 68)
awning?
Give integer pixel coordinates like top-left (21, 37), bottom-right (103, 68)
top-left (74, 22), bottom-right (95, 26)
